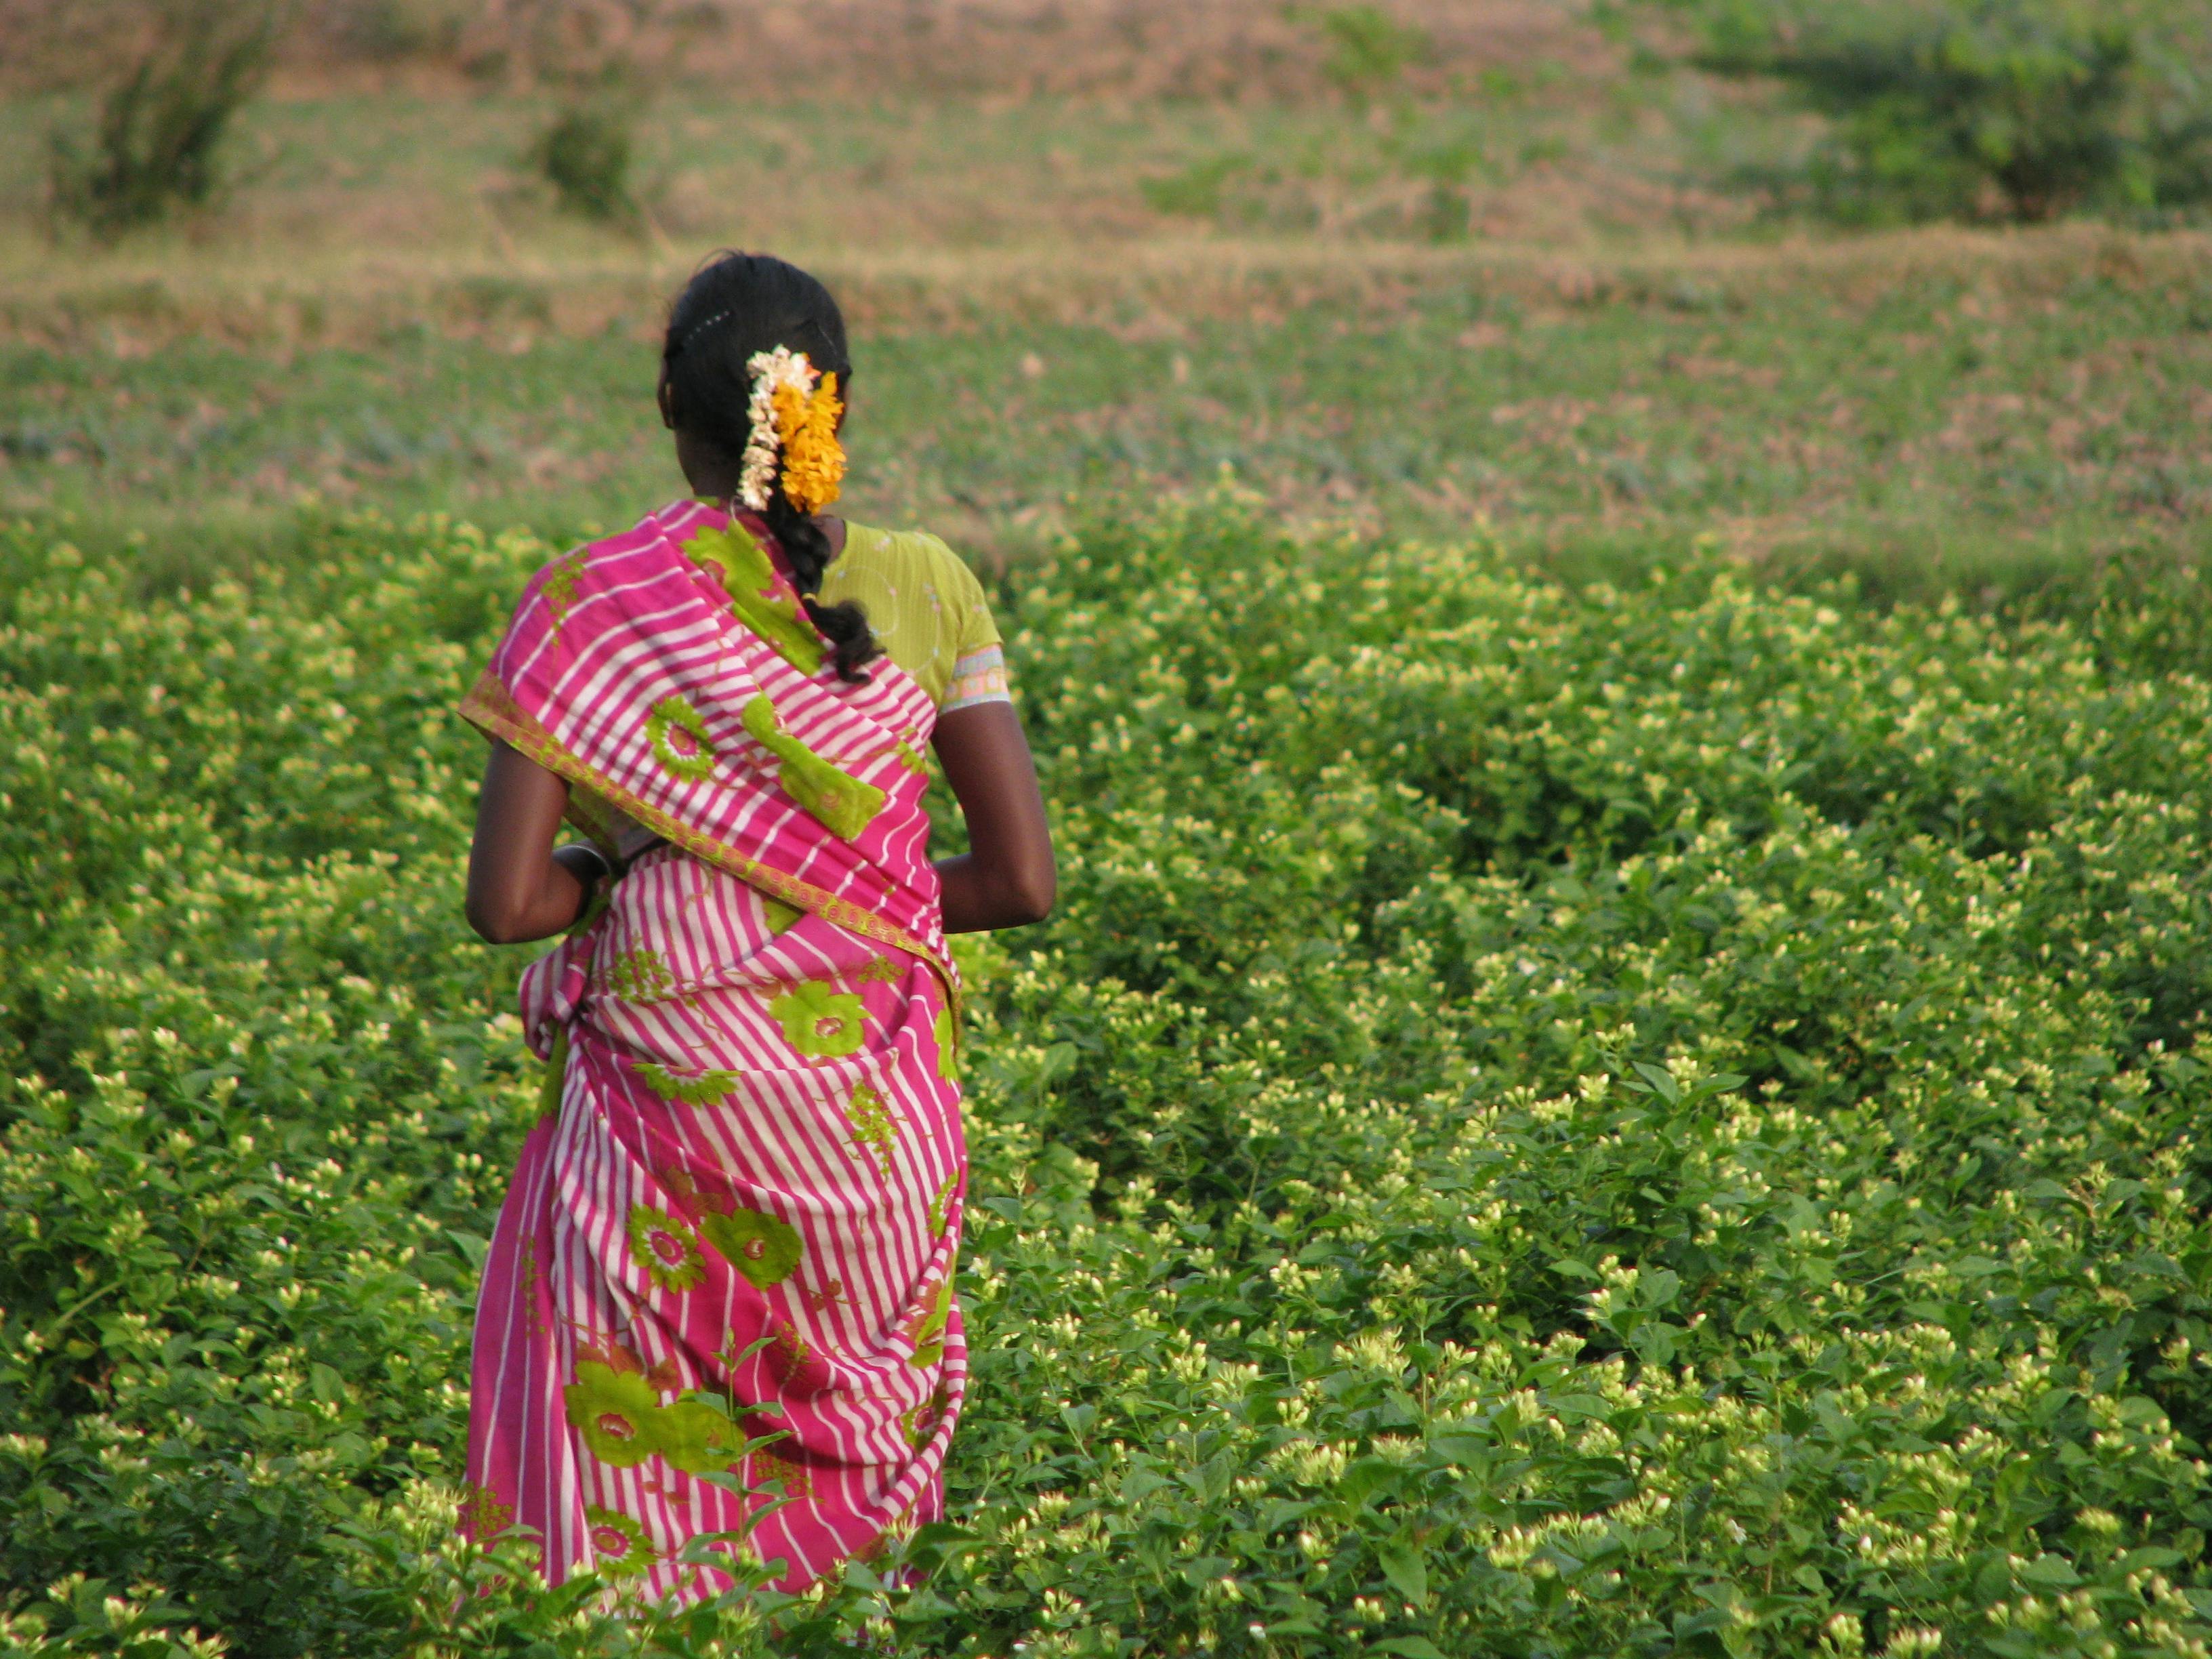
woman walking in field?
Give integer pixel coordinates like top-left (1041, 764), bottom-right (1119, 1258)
top-left (456, 251), bottom-right (1054, 1603)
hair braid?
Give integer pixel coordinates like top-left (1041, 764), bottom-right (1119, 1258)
top-left (662, 251), bottom-right (879, 681)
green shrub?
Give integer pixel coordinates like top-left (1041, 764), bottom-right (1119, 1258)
top-left (1310, 4), bottom-right (1430, 105)
top-left (2143, 56), bottom-right (2212, 211)
top-left (531, 101), bottom-right (637, 222)
top-left (1682, 0), bottom-right (2212, 222)
top-left (46, 0), bottom-right (287, 233)
top-left (4, 495), bottom-right (2212, 1652)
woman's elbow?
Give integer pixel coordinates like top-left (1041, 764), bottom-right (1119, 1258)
top-left (1006, 863), bottom-right (1056, 926)
top-left (466, 892), bottom-right (532, 945)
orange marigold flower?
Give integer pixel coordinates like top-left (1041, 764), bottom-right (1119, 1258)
top-left (773, 371), bottom-right (846, 515)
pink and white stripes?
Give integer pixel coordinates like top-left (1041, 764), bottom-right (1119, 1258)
top-left (458, 501), bottom-right (970, 1601)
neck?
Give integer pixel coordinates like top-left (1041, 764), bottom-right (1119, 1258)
top-left (683, 466), bottom-right (744, 501)
top-left (674, 430), bottom-right (743, 501)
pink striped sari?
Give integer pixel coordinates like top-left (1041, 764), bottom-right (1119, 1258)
top-left (457, 499), bottom-right (966, 1602)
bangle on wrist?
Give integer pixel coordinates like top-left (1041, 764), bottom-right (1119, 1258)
top-left (559, 844), bottom-right (613, 886)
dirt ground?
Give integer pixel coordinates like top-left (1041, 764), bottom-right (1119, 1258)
top-left (1, 0), bottom-right (1618, 100)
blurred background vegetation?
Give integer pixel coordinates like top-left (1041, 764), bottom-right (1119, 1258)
top-left (1, 0), bottom-right (2207, 600)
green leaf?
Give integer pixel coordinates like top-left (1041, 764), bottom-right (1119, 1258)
top-left (1548, 1393), bottom-right (1614, 1421)
top-left (1378, 1535), bottom-right (1429, 1606)
top-left (1040, 1040), bottom-right (1079, 1076)
top-left (2019, 1553), bottom-right (2081, 1589)
top-left (1429, 1430), bottom-right (1489, 1466)
top-left (1974, 1551), bottom-right (2014, 1604)
top-left (1340, 1455), bottom-right (1406, 1508)
top-left (2121, 1546), bottom-right (2186, 1572)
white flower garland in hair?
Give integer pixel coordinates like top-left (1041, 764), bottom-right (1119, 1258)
top-left (737, 346), bottom-right (820, 512)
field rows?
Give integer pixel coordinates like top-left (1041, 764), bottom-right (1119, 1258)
top-left (8, 228), bottom-right (2209, 605)
top-left (4, 495), bottom-right (2212, 1652)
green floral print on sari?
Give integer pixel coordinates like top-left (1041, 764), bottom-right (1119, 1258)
top-left (926, 1170), bottom-right (958, 1240)
top-left (682, 523), bottom-right (827, 676)
top-left (605, 947), bottom-right (676, 1004)
top-left (632, 1061), bottom-right (741, 1105)
top-left (541, 548), bottom-right (588, 628)
top-left (845, 1082), bottom-right (898, 1178)
top-left (770, 979), bottom-right (866, 1059)
top-left (583, 1506), bottom-right (657, 1577)
top-left (626, 1204), bottom-right (706, 1292)
top-left (934, 1005), bottom-right (958, 1079)
top-left (740, 694), bottom-right (885, 841)
top-left (565, 1362), bottom-right (664, 1467)
top-left (698, 1206), bottom-right (804, 1289)
top-left (645, 692), bottom-right (718, 783)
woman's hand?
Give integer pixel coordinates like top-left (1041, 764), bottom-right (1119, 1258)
top-left (930, 700), bottom-right (1056, 933)
top-left (466, 739), bottom-right (596, 943)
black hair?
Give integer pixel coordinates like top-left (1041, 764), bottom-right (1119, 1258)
top-left (661, 250), bottom-right (878, 681)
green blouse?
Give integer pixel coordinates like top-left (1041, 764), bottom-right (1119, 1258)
top-left (821, 523), bottom-right (1008, 712)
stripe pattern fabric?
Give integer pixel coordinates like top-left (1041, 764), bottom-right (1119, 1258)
top-left (457, 500), bottom-right (969, 1599)
top-left (461, 497), bottom-right (960, 1003)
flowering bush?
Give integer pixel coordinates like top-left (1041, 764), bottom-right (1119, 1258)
top-left (3, 493), bottom-right (2211, 1655)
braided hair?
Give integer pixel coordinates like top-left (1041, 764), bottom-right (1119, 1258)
top-left (661, 251), bottom-right (879, 681)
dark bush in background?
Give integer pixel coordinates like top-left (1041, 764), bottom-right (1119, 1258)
top-left (511, 1), bottom-right (697, 226)
top-left (2143, 54), bottom-right (2212, 209)
top-left (45, 0), bottom-right (288, 232)
top-left (529, 100), bottom-right (638, 222)
top-left (1652, 0), bottom-right (2212, 224)
top-left (1750, 4), bottom-right (2136, 222)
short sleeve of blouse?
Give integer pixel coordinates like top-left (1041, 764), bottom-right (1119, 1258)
top-left (819, 524), bottom-right (1010, 712)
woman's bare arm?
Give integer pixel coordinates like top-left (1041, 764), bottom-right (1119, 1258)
top-left (930, 701), bottom-right (1055, 933)
top-left (465, 739), bottom-right (601, 943)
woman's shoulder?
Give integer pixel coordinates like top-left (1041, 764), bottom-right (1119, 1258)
top-left (832, 521), bottom-right (981, 590)
top-left (825, 521), bottom-right (998, 705)
top-left (823, 520), bottom-right (991, 631)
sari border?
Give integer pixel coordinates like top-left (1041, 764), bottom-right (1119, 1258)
top-left (458, 668), bottom-right (963, 1027)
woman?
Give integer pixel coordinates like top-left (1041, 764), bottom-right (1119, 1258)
top-left (456, 251), bottom-right (1054, 1604)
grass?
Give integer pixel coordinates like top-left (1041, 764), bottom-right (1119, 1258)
top-left (0, 62), bottom-right (2205, 602)
top-left (4, 219), bottom-right (2209, 604)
